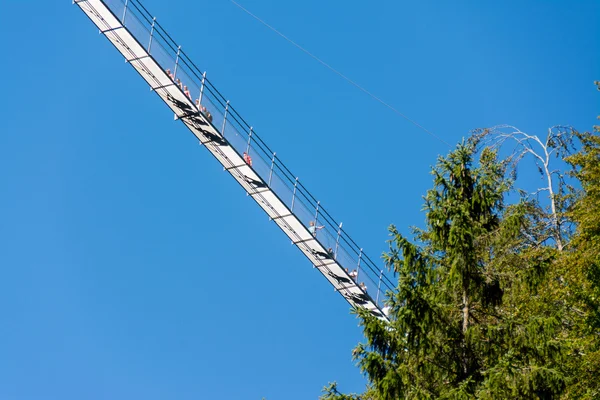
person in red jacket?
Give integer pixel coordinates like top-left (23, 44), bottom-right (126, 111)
top-left (243, 152), bottom-right (253, 166)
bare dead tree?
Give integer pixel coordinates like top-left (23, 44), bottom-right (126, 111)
top-left (470, 125), bottom-right (578, 251)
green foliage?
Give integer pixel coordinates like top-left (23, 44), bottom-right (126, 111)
top-left (321, 382), bottom-right (377, 400)
top-left (324, 87), bottom-right (600, 398)
top-left (558, 108), bottom-right (600, 399)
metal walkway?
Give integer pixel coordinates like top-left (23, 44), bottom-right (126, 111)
top-left (74, 0), bottom-right (394, 320)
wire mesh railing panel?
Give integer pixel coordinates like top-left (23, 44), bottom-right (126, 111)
top-left (292, 196), bottom-right (316, 231)
top-left (335, 246), bottom-right (360, 277)
top-left (248, 148), bottom-right (271, 184)
top-left (317, 220), bottom-right (342, 250)
top-left (176, 58), bottom-right (204, 89)
top-left (223, 123), bottom-right (248, 157)
top-left (360, 271), bottom-right (381, 306)
top-left (127, 0), bottom-right (158, 35)
top-left (200, 91), bottom-right (226, 134)
top-left (123, 8), bottom-right (151, 51)
top-left (315, 228), bottom-right (338, 255)
top-left (268, 172), bottom-right (294, 210)
top-left (173, 67), bottom-right (199, 102)
top-left (249, 139), bottom-right (275, 175)
top-left (103, 0), bottom-right (126, 19)
top-left (149, 37), bottom-right (176, 75)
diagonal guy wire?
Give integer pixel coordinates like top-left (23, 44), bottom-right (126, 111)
top-left (230, 0), bottom-right (451, 147)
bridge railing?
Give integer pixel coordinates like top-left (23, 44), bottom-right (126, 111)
top-left (100, 0), bottom-right (396, 308)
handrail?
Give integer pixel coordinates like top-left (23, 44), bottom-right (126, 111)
top-left (102, 0), bottom-right (396, 302)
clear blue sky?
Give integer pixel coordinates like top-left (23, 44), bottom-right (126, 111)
top-left (0, 1), bottom-right (598, 399)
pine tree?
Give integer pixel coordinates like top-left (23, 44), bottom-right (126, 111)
top-left (558, 94), bottom-right (600, 399)
top-left (322, 83), bottom-right (600, 399)
top-left (324, 141), bottom-right (568, 399)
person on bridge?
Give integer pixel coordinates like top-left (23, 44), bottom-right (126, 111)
top-left (195, 99), bottom-right (207, 114)
top-left (348, 269), bottom-right (358, 280)
top-left (243, 152), bottom-right (253, 166)
top-left (309, 221), bottom-right (324, 237)
top-left (382, 305), bottom-right (390, 317)
top-left (327, 247), bottom-right (335, 258)
top-left (166, 68), bottom-right (174, 80)
top-left (183, 85), bottom-right (191, 100)
top-left (360, 282), bottom-right (368, 292)
top-left (195, 100), bottom-right (213, 123)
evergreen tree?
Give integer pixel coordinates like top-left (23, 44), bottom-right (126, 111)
top-left (324, 141), bottom-right (568, 399)
top-left (557, 91), bottom-right (600, 399)
top-left (322, 83), bottom-right (600, 399)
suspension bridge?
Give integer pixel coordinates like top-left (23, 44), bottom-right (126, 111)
top-left (74, 0), bottom-right (395, 320)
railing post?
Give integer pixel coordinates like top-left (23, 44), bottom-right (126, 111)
top-left (291, 177), bottom-right (298, 211)
top-left (147, 17), bottom-right (156, 53)
top-left (173, 46), bottom-right (181, 79)
top-left (122, 0), bottom-right (129, 24)
top-left (376, 269), bottom-right (383, 305)
top-left (356, 248), bottom-right (363, 283)
top-left (312, 202), bottom-right (321, 238)
top-left (221, 100), bottom-right (230, 135)
top-left (198, 71), bottom-right (206, 105)
top-left (334, 222), bottom-right (342, 260)
top-left (246, 127), bottom-right (253, 154)
top-left (268, 152), bottom-right (276, 187)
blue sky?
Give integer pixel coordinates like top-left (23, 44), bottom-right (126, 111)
top-left (0, 0), bottom-right (598, 399)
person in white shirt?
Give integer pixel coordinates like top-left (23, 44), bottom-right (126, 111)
top-left (308, 220), bottom-right (324, 237)
top-left (382, 305), bottom-right (390, 317)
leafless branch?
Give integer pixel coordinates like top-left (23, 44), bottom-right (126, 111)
top-left (470, 125), bottom-right (578, 251)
